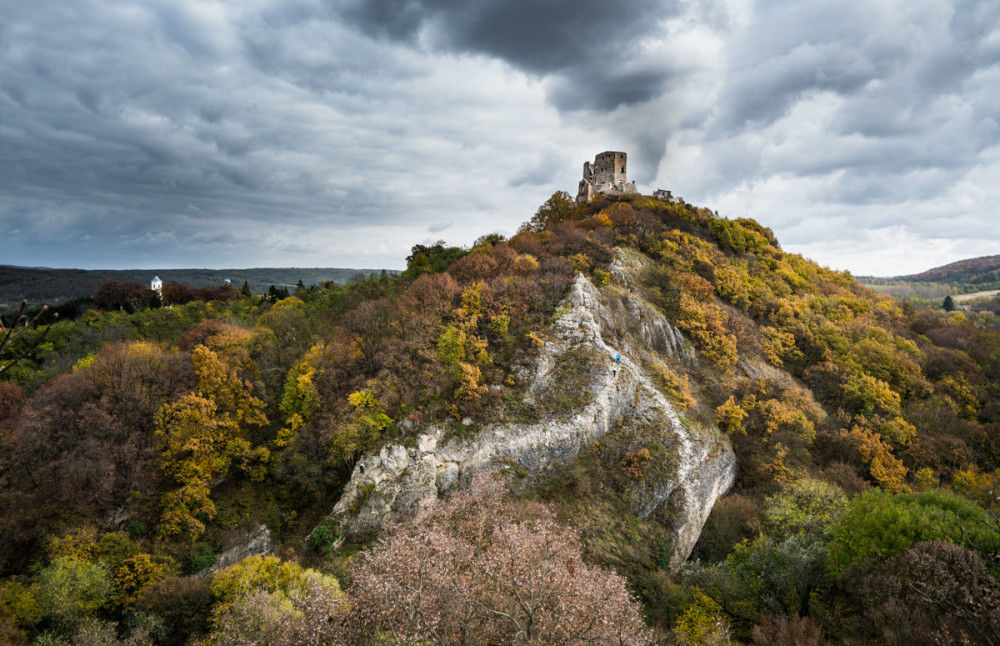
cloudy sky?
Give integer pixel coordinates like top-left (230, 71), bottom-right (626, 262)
top-left (1, 0), bottom-right (998, 276)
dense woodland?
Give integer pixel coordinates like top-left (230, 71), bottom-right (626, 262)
top-left (3, 192), bottom-right (1000, 644)
top-left (0, 266), bottom-right (385, 310)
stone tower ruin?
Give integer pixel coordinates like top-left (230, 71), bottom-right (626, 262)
top-left (576, 151), bottom-right (638, 204)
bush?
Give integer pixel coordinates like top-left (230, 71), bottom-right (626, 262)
top-left (827, 489), bottom-right (1000, 576)
top-left (35, 557), bottom-right (112, 634)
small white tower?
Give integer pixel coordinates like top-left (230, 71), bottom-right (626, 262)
top-left (151, 276), bottom-right (162, 293)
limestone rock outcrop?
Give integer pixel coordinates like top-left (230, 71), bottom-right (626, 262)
top-left (325, 256), bottom-right (736, 571)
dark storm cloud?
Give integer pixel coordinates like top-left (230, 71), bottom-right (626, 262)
top-left (337, 0), bottom-right (680, 110)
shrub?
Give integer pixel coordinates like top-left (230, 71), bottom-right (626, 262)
top-left (827, 489), bottom-right (1000, 576)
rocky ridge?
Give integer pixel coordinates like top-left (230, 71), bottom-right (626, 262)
top-left (327, 258), bottom-right (737, 571)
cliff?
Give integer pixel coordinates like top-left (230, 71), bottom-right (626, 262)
top-left (326, 252), bottom-right (736, 571)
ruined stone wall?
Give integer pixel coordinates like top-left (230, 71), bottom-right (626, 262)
top-left (577, 151), bottom-right (637, 203)
top-left (594, 151), bottom-right (627, 186)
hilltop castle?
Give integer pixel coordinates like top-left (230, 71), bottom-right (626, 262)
top-left (575, 151), bottom-right (638, 204)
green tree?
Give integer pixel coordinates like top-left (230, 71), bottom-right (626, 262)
top-left (762, 478), bottom-right (847, 540)
top-left (35, 557), bottom-right (112, 633)
top-left (684, 534), bottom-right (827, 634)
top-left (520, 191), bottom-right (575, 232)
top-left (402, 241), bottom-right (467, 278)
top-left (943, 295), bottom-right (955, 311)
top-left (827, 489), bottom-right (1000, 577)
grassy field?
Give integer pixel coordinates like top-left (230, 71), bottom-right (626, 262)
top-left (954, 289), bottom-right (1000, 302)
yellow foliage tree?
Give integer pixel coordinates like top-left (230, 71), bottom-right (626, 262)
top-left (951, 465), bottom-right (1000, 510)
top-left (208, 554), bottom-right (344, 616)
top-left (277, 343), bottom-right (325, 447)
top-left (328, 387), bottom-right (391, 466)
top-left (716, 397), bottom-right (747, 435)
top-left (112, 554), bottom-right (169, 611)
top-left (847, 425), bottom-right (908, 492)
top-left (677, 294), bottom-right (739, 369)
top-left (156, 343), bottom-right (268, 538)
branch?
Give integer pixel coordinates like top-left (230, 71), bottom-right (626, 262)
top-left (0, 300), bottom-right (56, 376)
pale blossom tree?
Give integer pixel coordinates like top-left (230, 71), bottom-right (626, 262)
top-left (348, 473), bottom-right (653, 645)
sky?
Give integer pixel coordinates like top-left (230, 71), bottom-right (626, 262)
top-left (1, 0), bottom-right (998, 276)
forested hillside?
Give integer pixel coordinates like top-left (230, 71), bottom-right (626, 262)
top-left (905, 254), bottom-right (1000, 286)
top-left (0, 266), bottom-right (389, 308)
top-left (3, 193), bottom-right (1000, 644)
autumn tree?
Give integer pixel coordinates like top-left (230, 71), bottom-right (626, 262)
top-left (348, 474), bottom-right (653, 645)
top-left (93, 280), bottom-right (156, 312)
top-left (342, 298), bottom-right (395, 374)
top-left (0, 342), bottom-right (192, 570)
top-left (155, 331), bottom-right (268, 538)
top-left (833, 540), bottom-right (1000, 645)
top-left (198, 555), bottom-right (348, 646)
top-left (328, 387), bottom-right (391, 467)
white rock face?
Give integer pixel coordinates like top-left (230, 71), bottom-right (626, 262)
top-left (327, 268), bottom-right (736, 572)
top-left (211, 524), bottom-right (272, 571)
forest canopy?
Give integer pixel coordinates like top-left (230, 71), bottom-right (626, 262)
top-left (3, 192), bottom-right (1000, 644)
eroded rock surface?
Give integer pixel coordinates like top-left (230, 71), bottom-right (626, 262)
top-left (326, 264), bottom-right (736, 571)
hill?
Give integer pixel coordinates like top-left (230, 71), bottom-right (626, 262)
top-left (860, 255), bottom-right (1000, 304)
top-left (0, 265), bottom-right (394, 307)
top-left (3, 193), bottom-right (1000, 644)
top-left (902, 254), bottom-right (1000, 285)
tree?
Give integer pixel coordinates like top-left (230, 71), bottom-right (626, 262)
top-left (684, 534), bottom-right (828, 633)
top-left (520, 191), bottom-right (576, 232)
top-left (402, 241), bottom-right (468, 279)
top-left (762, 478), bottom-right (847, 541)
top-left (348, 474), bottom-right (653, 645)
top-left (0, 300), bottom-right (55, 376)
top-left (162, 282), bottom-right (194, 305)
top-left (342, 298), bottom-right (394, 373)
top-left (199, 555), bottom-right (348, 646)
top-left (93, 280), bottom-right (153, 312)
top-left (35, 556), bottom-right (112, 634)
top-left (836, 540), bottom-right (1000, 645)
top-left (155, 342), bottom-right (267, 538)
top-left (327, 388), bottom-right (391, 467)
top-left (943, 295), bottom-right (955, 312)
top-left (827, 489), bottom-right (1000, 577)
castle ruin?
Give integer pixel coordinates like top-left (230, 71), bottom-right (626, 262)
top-left (576, 151), bottom-right (638, 204)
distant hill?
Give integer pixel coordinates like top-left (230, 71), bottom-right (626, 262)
top-left (0, 265), bottom-right (395, 306)
top-left (858, 254), bottom-right (1000, 302)
top-left (901, 255), bottom-right (1000, 285)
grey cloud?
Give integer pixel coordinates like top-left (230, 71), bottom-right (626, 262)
top-left (713, 42), bottom-right (887, 134)
top-left (336, 0), bottom-right (680, 110)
